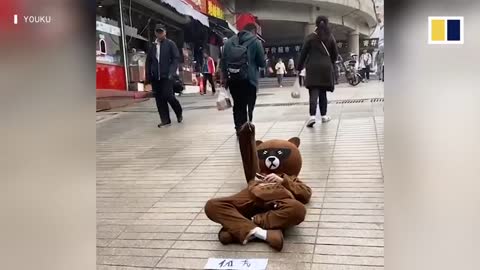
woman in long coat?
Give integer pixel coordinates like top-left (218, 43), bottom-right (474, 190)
top-left (297, 16), bottom-right (338, 127)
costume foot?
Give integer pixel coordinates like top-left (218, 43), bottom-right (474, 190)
top-left (266, 230), bottom-right (284, 251)
top-left (218, 229), bottom-right (234, 245)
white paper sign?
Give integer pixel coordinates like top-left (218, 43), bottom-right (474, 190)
top-left (204, 258), bottom-right (268, 270)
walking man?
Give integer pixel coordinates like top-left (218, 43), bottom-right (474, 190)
top-left (359, 49), bottom-right (372, 82)
top-left (145, 24), bottom-right (183, 127)
top-left (201, 51), bottom-right (216, 95)
top-left (275, 59), bottom-right (286, 87)
top-left (221, 23), bottom-right (266, 136)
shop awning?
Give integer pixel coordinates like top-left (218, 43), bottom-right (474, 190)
top-left (207, 15), bottom-right (240, 39)
top-left (227, 22), bottom-right (239, 34)
top-left (160, 0), bottom-right (209, 27)
top-left (208, 15), bottom-right (236, 37)
top-left (96, 20), bottom-right (148, 41)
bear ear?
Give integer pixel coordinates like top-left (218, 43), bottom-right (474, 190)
top-left (288, 137), bottom-right (301, 148)
top-left (256, 140), bottom-right (264, 147)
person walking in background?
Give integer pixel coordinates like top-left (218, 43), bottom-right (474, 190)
top-left (334, 55), bottom-right (341, 85)
top-left (275, 59), bottom-right (286, 87)
top-left (299, 68), bottom-right (306, 87)
top-left (297, 16), bottom-right (338, 127)
top-left (201, 51), bottom-right (216, 95)
top-left (288, 57), bottom-right (295, 76)
top-left (220, 37), bottom-right (228, 59)
top-left (221, 23), bottom-right (266, 136)
top-left (145, 24), bottom-right (183, 128)
top-left (359, 49), bottom-right (372, 82)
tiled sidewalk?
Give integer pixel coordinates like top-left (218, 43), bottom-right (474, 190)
top-left (97, 86), bottom-right (384, 270)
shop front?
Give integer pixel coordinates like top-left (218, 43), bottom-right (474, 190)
top-left (96, 0), bottom-right (210, 91)
top-left (96, 17), bottom-right (126, 90)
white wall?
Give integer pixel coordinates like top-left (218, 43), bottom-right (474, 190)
top-left (235, 0), bottom-right (377, 36)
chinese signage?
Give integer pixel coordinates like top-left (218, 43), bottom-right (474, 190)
top-left (360, 38), bottom-right (379, 51)
top-left (204, 258), bottom-right (268, 270)
top-left (96, 21), bottom-right (120, 36)
top-left (264, 44), bottom-right (302, 55)
top-left (206, 0), bottom-right (224, 19)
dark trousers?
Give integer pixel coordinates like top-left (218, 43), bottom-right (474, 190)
top-left (152, 79), bottom-right (183, 124)
top-left (362, 65), bottom-right (371, 80)
top-left (299, 76), bottom-right (305, 87)
top-left (277, 74), bottom-right (284, 86)
top-left (308, 88), bottom-right (328, 116)
top-left (229, 80), bottom-right (257, 131)
top-left (202, 73), bottom-right (216, 94)
top-left (334, 64), bottom-right (339, 84)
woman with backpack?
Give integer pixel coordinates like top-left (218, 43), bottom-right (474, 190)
top-left (297, 16), bottom-right (339, 127)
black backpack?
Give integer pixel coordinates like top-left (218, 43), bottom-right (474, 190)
top-left (225, 35), bottom-right (256, 81)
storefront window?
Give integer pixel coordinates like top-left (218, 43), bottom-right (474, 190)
top-left (96, 17), bottom-right (123, 66)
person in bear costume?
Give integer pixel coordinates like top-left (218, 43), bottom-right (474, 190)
top-left (204, 123), bottom-right (312, 251)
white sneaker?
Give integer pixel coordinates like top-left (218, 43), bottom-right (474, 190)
top-left (321, 116), bottom-right (331, 123)
top-left (306, 116), bottom-right (316, 128)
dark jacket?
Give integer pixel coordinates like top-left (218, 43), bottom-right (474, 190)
top-left (145, 38), bottom-right (180, 82)
top-left (221, 30), bottom-right (266, 88)
top-left (297, 32), bottom-right (338, 91)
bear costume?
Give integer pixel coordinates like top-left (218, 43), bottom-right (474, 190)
top-left (204, 123), bottom-right (312, 251)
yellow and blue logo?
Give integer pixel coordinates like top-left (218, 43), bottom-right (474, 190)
top-left (428, 16), bottom-right (464, 44)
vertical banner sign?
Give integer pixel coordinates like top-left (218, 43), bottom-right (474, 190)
top-left (206, 0), bottom-right (225, 19)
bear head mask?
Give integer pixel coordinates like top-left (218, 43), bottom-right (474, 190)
top-left (256, 137), bottom-right (302, 176)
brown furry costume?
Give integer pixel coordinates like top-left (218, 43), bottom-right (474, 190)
top-left (204, 123), bottom-right (312, 251)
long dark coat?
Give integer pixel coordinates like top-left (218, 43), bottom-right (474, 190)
top-left (297, 32), bottom-right (338, 91)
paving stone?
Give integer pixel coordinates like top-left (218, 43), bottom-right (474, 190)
top-left (97, 83), bottom-right (384, 269)
top-left (311, 264), bottom-right (383, 270)
top-left (315, 244), bottom-right (384, 257)
top-left (97, 255), bottom-right (161, 267)
top-left (118, 232), bottom-right (181, 240)
top-left (316, 237), bottom-right (383, 247)
top-left (98, 247), bottom-right (167, 257)
top-left (313, 254), bottom-right (384, 266)
top-left (163, 249), bottom-right (313, 262)
top-left (98, 266), bottom-right (152, 270)
top-left (124, 225), bottom-right (187, 233)
top-left (317, 228), bottom-right (383, 238)
top-left (319, 222), bottom-right (384, 230)
top-left (108, 240), bottom-right (174, 249)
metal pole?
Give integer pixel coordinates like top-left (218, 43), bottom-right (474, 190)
top-left (118, 0), bottom-right (130, 90)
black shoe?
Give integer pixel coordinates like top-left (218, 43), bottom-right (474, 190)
top-left (158, 122), bottom-right (171, 128)
top-left (177, 116), bottom-right (183, 123)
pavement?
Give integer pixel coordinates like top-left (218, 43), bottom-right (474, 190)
top-left (97, 80), bottom-right (384, 270)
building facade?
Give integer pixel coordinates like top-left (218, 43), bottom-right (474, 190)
top-left (233, 0), bottom-right (378, 58)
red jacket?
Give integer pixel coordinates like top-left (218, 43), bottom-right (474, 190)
top-left (203, 57), bottom-right (216, 74)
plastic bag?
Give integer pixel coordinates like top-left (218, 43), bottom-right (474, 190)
top-left (291, 77), bottom-right (301, 99)
top-left (216, 88), bottom-right (232, 111)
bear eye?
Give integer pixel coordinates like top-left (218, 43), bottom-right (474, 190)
top-left (263, 150), bottom-right (268, 155)
top-left (277, 150), bottom-right (283, 155)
